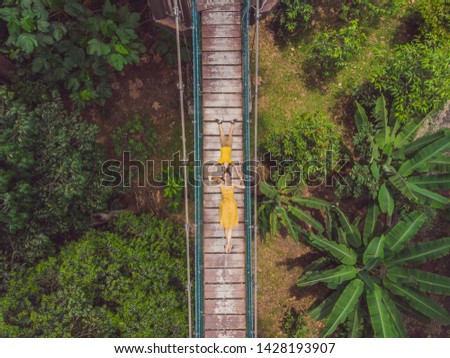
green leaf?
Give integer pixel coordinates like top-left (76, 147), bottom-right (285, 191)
top-left (398, 134), bottom-right (450, 176)
top-left (387, 268), bottom-right (450, 295)
top-left (366, 284), bottom-right (398, 337)
top-left (394, 114), bottom-right (429, 149)
top-left (259, 182), bottom-right (277, 200)
top-left (308, 285), bottom-right (346, 321)
top-left (100, 19), bottom-right (117, 37)
top-left (305, 234), bottom-right (357, 265)
top-left (387, 237), bottom-right (450, 266)
top-left (384, 279), bottom-right (450, 324)
top-left (378, 183), bottom-right (394, 216)
top-left (408, 174), bottom-right (450, 190)
top-left (298, 265), bottom-right (357, 288)
top-left (52, 22), bottom-right (67, 41)
top-left (290, 196), bottom-right (330, 209)
top-left (396, 131), bottom-right (446, 158)
top-left (115, 43), bottom-right (129, 55)
top-left (389, 172), bottom-right (416, 201)
top-left (354, 101), bottom-right (369, 132)
top-left (269, 210), bottom-right (278, 238)
top-left (288, 205), bottom-right (324, 233)
top-left (408, 183), bottom-right (450, 209)
top-left (20, 16), bottom-right (35, 32)
top-left (87, 39), bottom-right (111, 56)
top-left (348, 302), bottom-right (364, 338)
top-left (384, 211), bottom-right (426, 255)
top-left (31, 57), bottom-right (47, 73)
top-left (278, 207), bottom-right (298, 241)
top-left (108, 53), bottom-right (126, 71)
top-left (333, 207), bottom-right (362, 248)
top-left (16, 33), bottom-right (38, 54)
top-left (374, 96), bottom-right (390, 149)
top-left (426, 155), bottom-right (450, 173)
top-left (321, 279), bottom-right (364, 337)
top-left (380, 289), bottom-right (407, 337)
top-left (304, 256), bottom-right (333, 272)
top-left (363, 236), bottom-right (385, 271)
top-left (37, 20), bottom-right (50, 33)
top-left (363, 205), bottom-right (379, 246)
top-left (370, 161), bottom-right (380, 181)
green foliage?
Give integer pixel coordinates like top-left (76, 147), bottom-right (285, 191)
top-left (415, 0), bottom-right (450, 39)
top-left (371, 36), bottom-right (450, 122)
top-left (274, 0), bottom-right (314, 39)
top-left (160, 167), bottom-right (183, 213)
top-left (261, 111), bottom-right (341, 183)
top-left (282, 307), bottom-right (310, 338)
top-left (110, 112), bottom-right (157, 160)
top-left (337, 0), bottom-right (401, 23)
top-left (155, 29), bottom-right (191, 66)
top-left (0, 84), bottom-right (111, 266)
top-left (0, 212), bottom-right (189, 337)
top-left (0, 0), bottom-right (146, 108)
top-left (338, 96), bottom-right (450, 214)
top-left (300, 207), bottom-right (450, 337)
top-left (306, 20), bottom-right (367, 79)
top-left (258, 174), bottom-right (331, 241)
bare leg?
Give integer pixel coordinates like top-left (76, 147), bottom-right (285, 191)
top-left (218, 122), bottom-right (227, 147)
top-left (225, 122), bottom-right (235, 147)
top-left (225, 229), bottom-right (233, 253)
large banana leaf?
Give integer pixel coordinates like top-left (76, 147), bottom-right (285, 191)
top-left (297, 265), bottom-right (357, 288)
top-left (367, 283), bottom-right (399, 337)
top-left (354, 101), bottom-right (370, 132)
top-left (269, 210), bottom-right (278, 238)
top-left (408, 174), bottom-right (450, 190)
top-left (337, 226), bottom-right (349, 246)
top-left (363, 204), bottom-right (379, 246)
top-left (374, 96), bottom-right (390, 149)
top-left (425, 155), bottom-right (450, 173)
top-left (288, 205), bottom-right (324, 233)
top-left (408, 183), bottom-right (450, 209)
top-left (363, 236), bottom-right (385, 271)
top-left (384, 279), bottom-right (450, 324)
top-left (348, 302), bottom-right (364, 338)
top-left (394, 114), bottom-right (429, 149)
top-left (395, 130), bottom-right (447, 158)
top-left (332, 207), bottom-right (362, 248)
top-left (259, 181), bottom-right (278, 199)
top-left (398, 135), bottom-right (450, 176)
top-left (388, 172), bottom-right (416, 200)
top-left (387, 267), bottom-right (450, 295)
top-left (308, 284), bottom-right (346, 321)
top-left (305, 256), bottom-right (333, 272)
top-left (305, 234), bottom-right (357, 265)
top-left (380, 288), bottom-right (407, 337)
top-left (278, 207), bottom-right (299, 242)
top-left (378, 183), bottom-right (394, 216)
top-left (384, 211), bottom-right (426, 254)
top-left (321, 279), bottom-right (364, 337)
top-left (290, 196), bottom-right (331, 209)
top-left (386, 237), bottom-right (450, 266)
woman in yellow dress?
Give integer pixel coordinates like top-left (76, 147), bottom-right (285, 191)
top-left (208, 118), bottom-right (237, 174)
top-left (208, 167), bottom-right (245, 253)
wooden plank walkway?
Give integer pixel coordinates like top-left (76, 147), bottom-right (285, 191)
top-left (200, 0), bottom-right (247, 338)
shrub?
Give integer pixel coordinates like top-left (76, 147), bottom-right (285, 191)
top-left (261, 112), bottom-right (341, 184)
top-left (274, 0), bottom-right (314, 39)
top-left (0, 0), bottom-right (146, 108)
top-left (0, 212), bottom-right (189, 337)
top-left (0, 83), bottom-right (111, 266)
top-left (371, 35), bottom-right (450, 122)
top-left (306, 20), bottom-right (366, 79)
top-left (300, 207), bottom-right (450, 337)
top-left (282, 307), bottom-right (310, 338)
top-left (415, 0), bottom-right (450, 39)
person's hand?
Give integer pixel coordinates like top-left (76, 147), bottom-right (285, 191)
top-left (208, 175), bottom-right (212, 182)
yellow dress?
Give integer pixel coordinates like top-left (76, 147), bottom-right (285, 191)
top-left (217, 146), bottom-right (233, 164)
top-left (219, 185), bottom-right (239, 229)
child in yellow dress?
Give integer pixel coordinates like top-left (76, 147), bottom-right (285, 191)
top-left (208, 167), bottom-right (245, 253)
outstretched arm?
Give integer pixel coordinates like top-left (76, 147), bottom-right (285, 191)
top-left (208, 175), bottom-right (223, 187)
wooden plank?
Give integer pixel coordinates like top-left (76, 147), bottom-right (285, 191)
top-left (204, 207), bottom-right (244, 223)
top-left (202, 25), bottom-right (241, 38)
top-left (198, 0), bottom-right (242, 12)
top-left (204, 238), bottom-right (245, 253)
top-left (205, 329), bottom-right (246, 338)
top-left (204, 299), bottom-right (246, 314)
top-left (204, 268), bottom-right (245, 283)
top-left (203, 52), bottom-right (242, 65)
top-left (204, 315), bottom-right (246, 330)
top-left (203, 38), bottom-right (242, 52)
top-left (203, 65), bottom-right (242, 79)
top-left (203, 79), bottom-right (242, 93)
top-left (204, 223), bottom-right (245, 237)
top-left (204, 284), bottom-right (246, 299)
top-left (203, 136), bottom-right (243, 150)
top-left (202, 11), bottom-right (241, 25)
top-left (203, 93), bottom-right (243, 108)
top-left (204, 253), bottom-right (245, 268)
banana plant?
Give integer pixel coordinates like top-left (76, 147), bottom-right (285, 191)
top-left (353, 96), bottom-right (450, 216)
top-left (258, 174), bottom-right (330, 241)
top-left (299, 206), bottom-right (450, 337)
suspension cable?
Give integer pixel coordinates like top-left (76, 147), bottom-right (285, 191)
top-left (253, 0), bottom-right (265, 339)
top-left (174, 0), bottom-right (192, 338)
